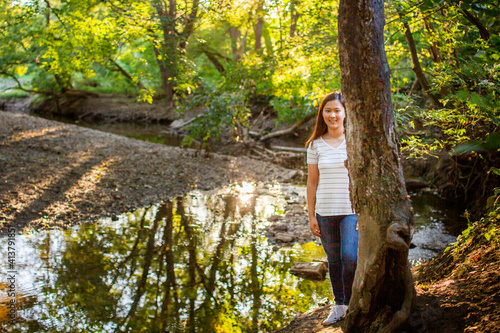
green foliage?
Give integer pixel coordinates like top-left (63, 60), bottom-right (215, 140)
top-left (182, 88), bottom-right (251, 146)
top-left (446, 184), bottom-right (500, 256)
top-left (1, 0), bottom-right (499, 158)
top-left (393, 0), bottom-right (500, 157)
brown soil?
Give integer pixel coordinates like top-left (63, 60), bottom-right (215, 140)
top-left (32, 94), bottom-right (178, 124)
top-left (0, 111), bottom-right (297, 233)
top-left (276, 242), bottom-right (500, 333)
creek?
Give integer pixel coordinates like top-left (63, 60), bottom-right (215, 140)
top-left (0, 182), bottom-right (463, 332)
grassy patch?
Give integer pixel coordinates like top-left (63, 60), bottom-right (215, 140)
top-left (0, 89), bottom-right (32, 100)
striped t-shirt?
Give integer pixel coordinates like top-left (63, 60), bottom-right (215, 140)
top-left (307, 137), bottom-right (354, 216)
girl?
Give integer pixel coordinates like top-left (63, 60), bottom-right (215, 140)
top-left (306, 91), bottom-right (358, 326)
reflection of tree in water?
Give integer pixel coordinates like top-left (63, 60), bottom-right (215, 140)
top-left (13, 187), bottom-right (329, 332)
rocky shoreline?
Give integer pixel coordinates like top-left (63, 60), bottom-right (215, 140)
top-left (0, 111), bottom-right (298, 233)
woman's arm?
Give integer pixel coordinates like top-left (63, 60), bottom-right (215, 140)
top-left (307, 164), bottom-right (321, 237)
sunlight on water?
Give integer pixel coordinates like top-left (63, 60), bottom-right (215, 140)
top-left (0, 184), bottom-right (461, 332)
top-left (0, 182), bottom-right (331, 332)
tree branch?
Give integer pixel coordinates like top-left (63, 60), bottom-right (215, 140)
top-left (399, 14), bottom-right (442, 108)
top-left (259, 112), bottom-right (316, 142)
top-left (179, 0), bottom-right (200, 49)
top-left (460, 9), bottom-right (490, 40)
top-left (109, 59), bottom-right (146, 90)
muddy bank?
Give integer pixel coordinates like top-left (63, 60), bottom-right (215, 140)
top-left (31, 94), bottom-right (178, 124)
top-left (276, 233), bottom-right (500, 333)
top-left (0, 111), bottom-right (298, 233)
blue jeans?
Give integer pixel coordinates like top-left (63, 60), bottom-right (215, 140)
top-left (316, 214), bottom-right (358, 306)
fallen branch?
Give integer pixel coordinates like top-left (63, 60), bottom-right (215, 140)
top-left (259, 112), bottom-right (316, 142)
top-left (109, 59), bottom-right (146, 90)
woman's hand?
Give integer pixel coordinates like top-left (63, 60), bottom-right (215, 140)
top-left (309, 216), bottom-right (321, 237)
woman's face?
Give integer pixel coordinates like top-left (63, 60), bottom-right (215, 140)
top-left (322, 99), bottom-right (346, 132)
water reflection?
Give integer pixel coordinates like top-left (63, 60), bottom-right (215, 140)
top-left (0, 183), bottom-right (331, 332)
top-left (408, 191), bottom-right (463, 265)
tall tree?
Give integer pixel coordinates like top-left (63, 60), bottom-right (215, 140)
top-left (289, 0), bottom-right (299, 37)
top-left (338, 0), bottom-right (415, 332)
top-left (398, 10), bottom-right (442, 108)
top-left (254, 1), bottom-right (264, 52)
top-left (151, 0), bottom-right (200, 102)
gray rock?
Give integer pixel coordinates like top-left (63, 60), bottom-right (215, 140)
top-left (273, 223), bottom-right (288, 232)
top-left (275, 233), bottom-right (295, 243)
top-left (268, 215), bottom-right (282, 222)
top-left (290, 261), bottom-right (328, 281)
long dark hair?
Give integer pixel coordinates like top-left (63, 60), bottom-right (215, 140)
top-left (305, 91), bottom-right (346, 148)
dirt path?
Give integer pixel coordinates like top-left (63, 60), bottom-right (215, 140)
top-left (0, 111), bottom-right (297, 233)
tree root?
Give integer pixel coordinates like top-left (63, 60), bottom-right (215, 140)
top-left (345, 222), bottom-right (415, 333)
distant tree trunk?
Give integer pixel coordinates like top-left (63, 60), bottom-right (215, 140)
top-left (400, 14), bottom-right (442, 108)
top-left (229, 26), bottom-right (242, 61)
top-left (460, 8), bottom-right (490, 41)
top-left (263, 23), bottom-right (274, 54)
top-left (338, 1), bottom-right (416, 332)
top-left (152, 0), bottom-right (199, 102)
top-left (423, 18), bottom-right (441, 63)
top-left (153, 45), bottom-right (176, 102)
top-left (254, 2), bottom-right (264, 52)
top-left (289, 0), bottom-right (299, 37)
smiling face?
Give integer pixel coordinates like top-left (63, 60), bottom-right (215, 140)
top-left (322, 99), bottom-right (346, 133)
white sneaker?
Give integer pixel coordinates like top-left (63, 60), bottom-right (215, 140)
top-left (321, 304), bottom-right (348, 326)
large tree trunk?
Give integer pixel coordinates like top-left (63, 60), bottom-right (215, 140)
top-left (153, 0), bottom-right (177, 102)
top-left (338, 1), bottom-right (416, 333)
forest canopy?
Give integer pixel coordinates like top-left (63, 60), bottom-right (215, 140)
top-left (1, 0), bottom-right (499, 159)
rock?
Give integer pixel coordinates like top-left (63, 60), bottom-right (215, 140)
top-left (169, 119), bottom-right (186, 129)
top-left (268, 214), bottom-right (282, 222)
top-left (273, 223), bottom-right (288, 232)
top-left (275, 232), bottom-right (295, 243)
top-left (290, 261), bottom-right (328, 281)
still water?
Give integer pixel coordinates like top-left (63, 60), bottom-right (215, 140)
top-left (0, 183), bottom-right (460, 332)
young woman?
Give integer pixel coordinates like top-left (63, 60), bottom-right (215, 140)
top-left (306, 91), bottom-right (358, 326)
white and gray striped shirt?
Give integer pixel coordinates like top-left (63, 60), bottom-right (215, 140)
top-left (307, 137), bottom-right (354, 216)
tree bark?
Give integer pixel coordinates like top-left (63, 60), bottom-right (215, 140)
top-left (110, 59), bottom-right (146, 90)
top-left (152, 0), bottom-right (200, 102)
top-left (289, 0), bottom-right (299, 37)
top-left (254, 2), bottom-right (264, 52)
top-left (179, 0), bottom-right (200, 49)
top-left (199, 46), bottom-right (226, 73)
top-left (423, 18), bottom-right (441, 63)
top-left (229, 26), bottom-right (242, 61)
top-left (460, 8), bottom-right (490, 41)
top-left (338, 1), bottom-right (416, 332)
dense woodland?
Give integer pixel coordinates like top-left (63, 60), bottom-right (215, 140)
top-left (1, 0), bottom-right (499, 215)
top-left (1, 1), bottom-right (500, 332)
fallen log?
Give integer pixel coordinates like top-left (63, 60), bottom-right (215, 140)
top-left (259, 112), bottom-right (316, 142)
